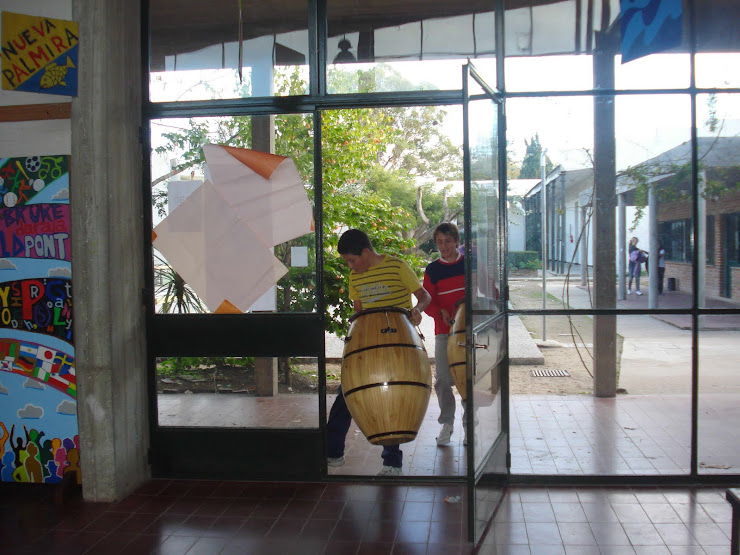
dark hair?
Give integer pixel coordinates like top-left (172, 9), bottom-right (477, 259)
top-left (433, 222), bottom-right (460, 243)
top-left (338, 229), bottom-right (373, 256)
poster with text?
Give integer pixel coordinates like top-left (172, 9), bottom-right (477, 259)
top-left (0, 155), bottom-right (78, 485)
top-left (1, 12), bottom-right (79, 96)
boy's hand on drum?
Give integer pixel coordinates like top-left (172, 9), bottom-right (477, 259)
top-left (409, 308), bottom-right (422, 325)
top-left (440, 308), bottom-right (452, 326)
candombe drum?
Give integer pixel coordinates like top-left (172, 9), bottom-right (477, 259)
top-left (341, 307), bottom-right (432, 445)
top-left (446, 300), bottom-right (467, 400)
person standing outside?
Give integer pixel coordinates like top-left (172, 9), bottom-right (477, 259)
top-left (657, 242), bottom-right (666, 294)
top-left (423, 222), bottom-right (467, 446)
top-left (627, 237), bottom-right (641, 295)
top-left (326, 229), bottom-right (431, 476)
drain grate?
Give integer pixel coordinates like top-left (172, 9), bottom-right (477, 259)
top-left (531, 369), bottom-right (571, 378)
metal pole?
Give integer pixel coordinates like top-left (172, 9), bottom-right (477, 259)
top-left (541, 149), bottom-right (547, 341)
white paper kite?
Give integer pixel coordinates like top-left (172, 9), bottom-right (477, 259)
top-left (153, 145), bottom-right (313, 313)
top-left (203, 144), bottom-right (312, 247)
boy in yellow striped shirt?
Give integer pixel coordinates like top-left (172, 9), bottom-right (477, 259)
top-left (327, 229), bottom-right (431, 476)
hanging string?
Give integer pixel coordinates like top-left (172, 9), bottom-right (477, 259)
top-left (238, 0), bottom-right (244, 83)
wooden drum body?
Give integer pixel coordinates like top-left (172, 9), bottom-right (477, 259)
top-left (446, 301), bottom-right (467, 400)
top-left (341, 308), bottom-right (432, 446)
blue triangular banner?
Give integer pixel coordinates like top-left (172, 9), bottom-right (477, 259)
top-left (620, 0), bottom-right (683, 63)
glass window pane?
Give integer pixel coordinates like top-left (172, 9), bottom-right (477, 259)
top-left (506, 55), bottom-right (593, 93)
top-left (696, 53), bottom-right (740, 89)
top-left (695, 3), bottom-right (740, 88)
top-left (150, 114), bottom-right (316, 314)
top-left (327, 0), bottom-right (495, 93)
top-left (157, 356), bottom-right (319, 428)
top-left (506, 96), bottom-right (594, 309)
top-left (469, 96), bottom-right (502, 313)
top-left (614, 54), bottom-right (690, 90)
top-left (149, 0), bottom-right (309, 102)
top-left (472, 314), bottom-right (504, 469)
top-left (503, 0), bottom-right (619, 93)
top-left (509, 314), bottom-right (691, 475)
top-left (699, 315), bottom-right (740, 475)
top-left (696, 93), bottom-right (740, 301)
top-left (613, 94), bottom-right (692, 309)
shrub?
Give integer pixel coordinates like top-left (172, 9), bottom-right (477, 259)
top-left (509, 251), bottom-right (541, 270)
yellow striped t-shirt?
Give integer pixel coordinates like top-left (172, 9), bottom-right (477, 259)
top-left (349, 255), bottom-right (421, 310)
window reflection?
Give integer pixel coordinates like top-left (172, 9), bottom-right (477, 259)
top-left (149, 0), bottom-right (309, 101)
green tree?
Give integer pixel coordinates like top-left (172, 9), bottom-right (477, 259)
top-left (519, 134), bottom-right (553, 178)
top-left (151, 65), bottom-right (456, 334)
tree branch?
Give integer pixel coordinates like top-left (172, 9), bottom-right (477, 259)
top-left (416, 186), bottom-right (430, 225)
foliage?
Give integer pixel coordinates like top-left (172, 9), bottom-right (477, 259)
top-left (363, 166), bottom-right (463, 252)
top-left (626, 95), bottom-right (740, 230)
top-left (380, 105), bottom-right (462, 181)
top-left (154, 253), bottom-right (207, 313)
top-left (509, 251), bottom-right (541, 270)
top-left (323, 190), bottom-right (421, 335)
top-left (519, 134), bottom-right (554, 179)
top-left (158, 356), bottom-right (254, 376)
top-left (151, 65), bottom-right (455, 333)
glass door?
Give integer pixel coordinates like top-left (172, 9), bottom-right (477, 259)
top-left (462, 62), bottom-right (509, 543)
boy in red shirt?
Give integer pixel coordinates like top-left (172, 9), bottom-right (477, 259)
top-left (423, 222), bottom-right (467, 445)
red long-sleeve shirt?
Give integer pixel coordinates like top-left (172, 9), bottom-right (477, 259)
top-left (423, 253), bottom-right (465, 335)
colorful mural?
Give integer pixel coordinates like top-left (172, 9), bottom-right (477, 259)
top-left (0, 155), bottom-right (77, 484)
top-left (1, 12), bottom-right (79, 96)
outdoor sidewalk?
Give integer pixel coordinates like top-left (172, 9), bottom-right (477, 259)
top-left (534, 278), bottom-right (740, 395)
top-left (326, 309), bottom-right (544, 364)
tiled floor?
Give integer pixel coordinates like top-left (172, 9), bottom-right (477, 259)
top-left (158, 392), bottom-right (740, 478)
top-left (482, 485), bottom-right (734, 555)
top-left (510, 394), bottom-right (740, 476)
top-left (2, 481), bottom-right (734, 554)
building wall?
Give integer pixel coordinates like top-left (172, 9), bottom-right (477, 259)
top-left (659, 190), bottom-right (740, 299)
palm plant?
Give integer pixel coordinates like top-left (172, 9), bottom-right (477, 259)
top-left (153, 253), bottom-right (206, 313)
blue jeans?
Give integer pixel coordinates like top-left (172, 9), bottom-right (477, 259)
top-left (327, 385), bottom-right (403, 468)
top-left (628, 261), bottom-right (641, 291)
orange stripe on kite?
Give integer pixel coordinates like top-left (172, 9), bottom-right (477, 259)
top-left (214, 299), bottom-right (242, 314)
top-left (220, 145), bottom-right (286, 180)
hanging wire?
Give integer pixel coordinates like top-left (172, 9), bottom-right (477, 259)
top-left (237, 0), bottom-right (244, 83)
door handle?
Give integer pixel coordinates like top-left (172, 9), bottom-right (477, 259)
top-left (473, 332), bottom-right (489, 350)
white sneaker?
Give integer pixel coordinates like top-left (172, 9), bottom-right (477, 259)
top-left (627, 290), bottom-right (631, 295)
top-left (327, 456), bottom-right (345, 467)
top-left (636, 290), bottom-right (643, 296)
top-left (436, 423), bottom-right (453, 446)
top-left (377, 466), bottom-right (403, 476)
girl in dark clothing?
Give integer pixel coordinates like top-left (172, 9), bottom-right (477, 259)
top-left (627, 237), bottom-right (639, 294)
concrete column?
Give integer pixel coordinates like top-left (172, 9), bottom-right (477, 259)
top-left (618, 193), bottom-right (626, 300)
top-left (72, 0), bottom-right (149, 501)
top-left (698, 171), bottom-right (707, 308)
top-left (592, 31), bottom-right (618, 398)
top-left (550, 187), bottom-right (557, 272)
top-left (580, 204), bottom-right (589, 286)
top-left (560, 179), bottom-right (566, 274)
top-left (648, 185), bottom-right (659, 307)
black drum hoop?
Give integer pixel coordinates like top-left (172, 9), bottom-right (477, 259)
top-left (348, 306), bottom-right (411, 323)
